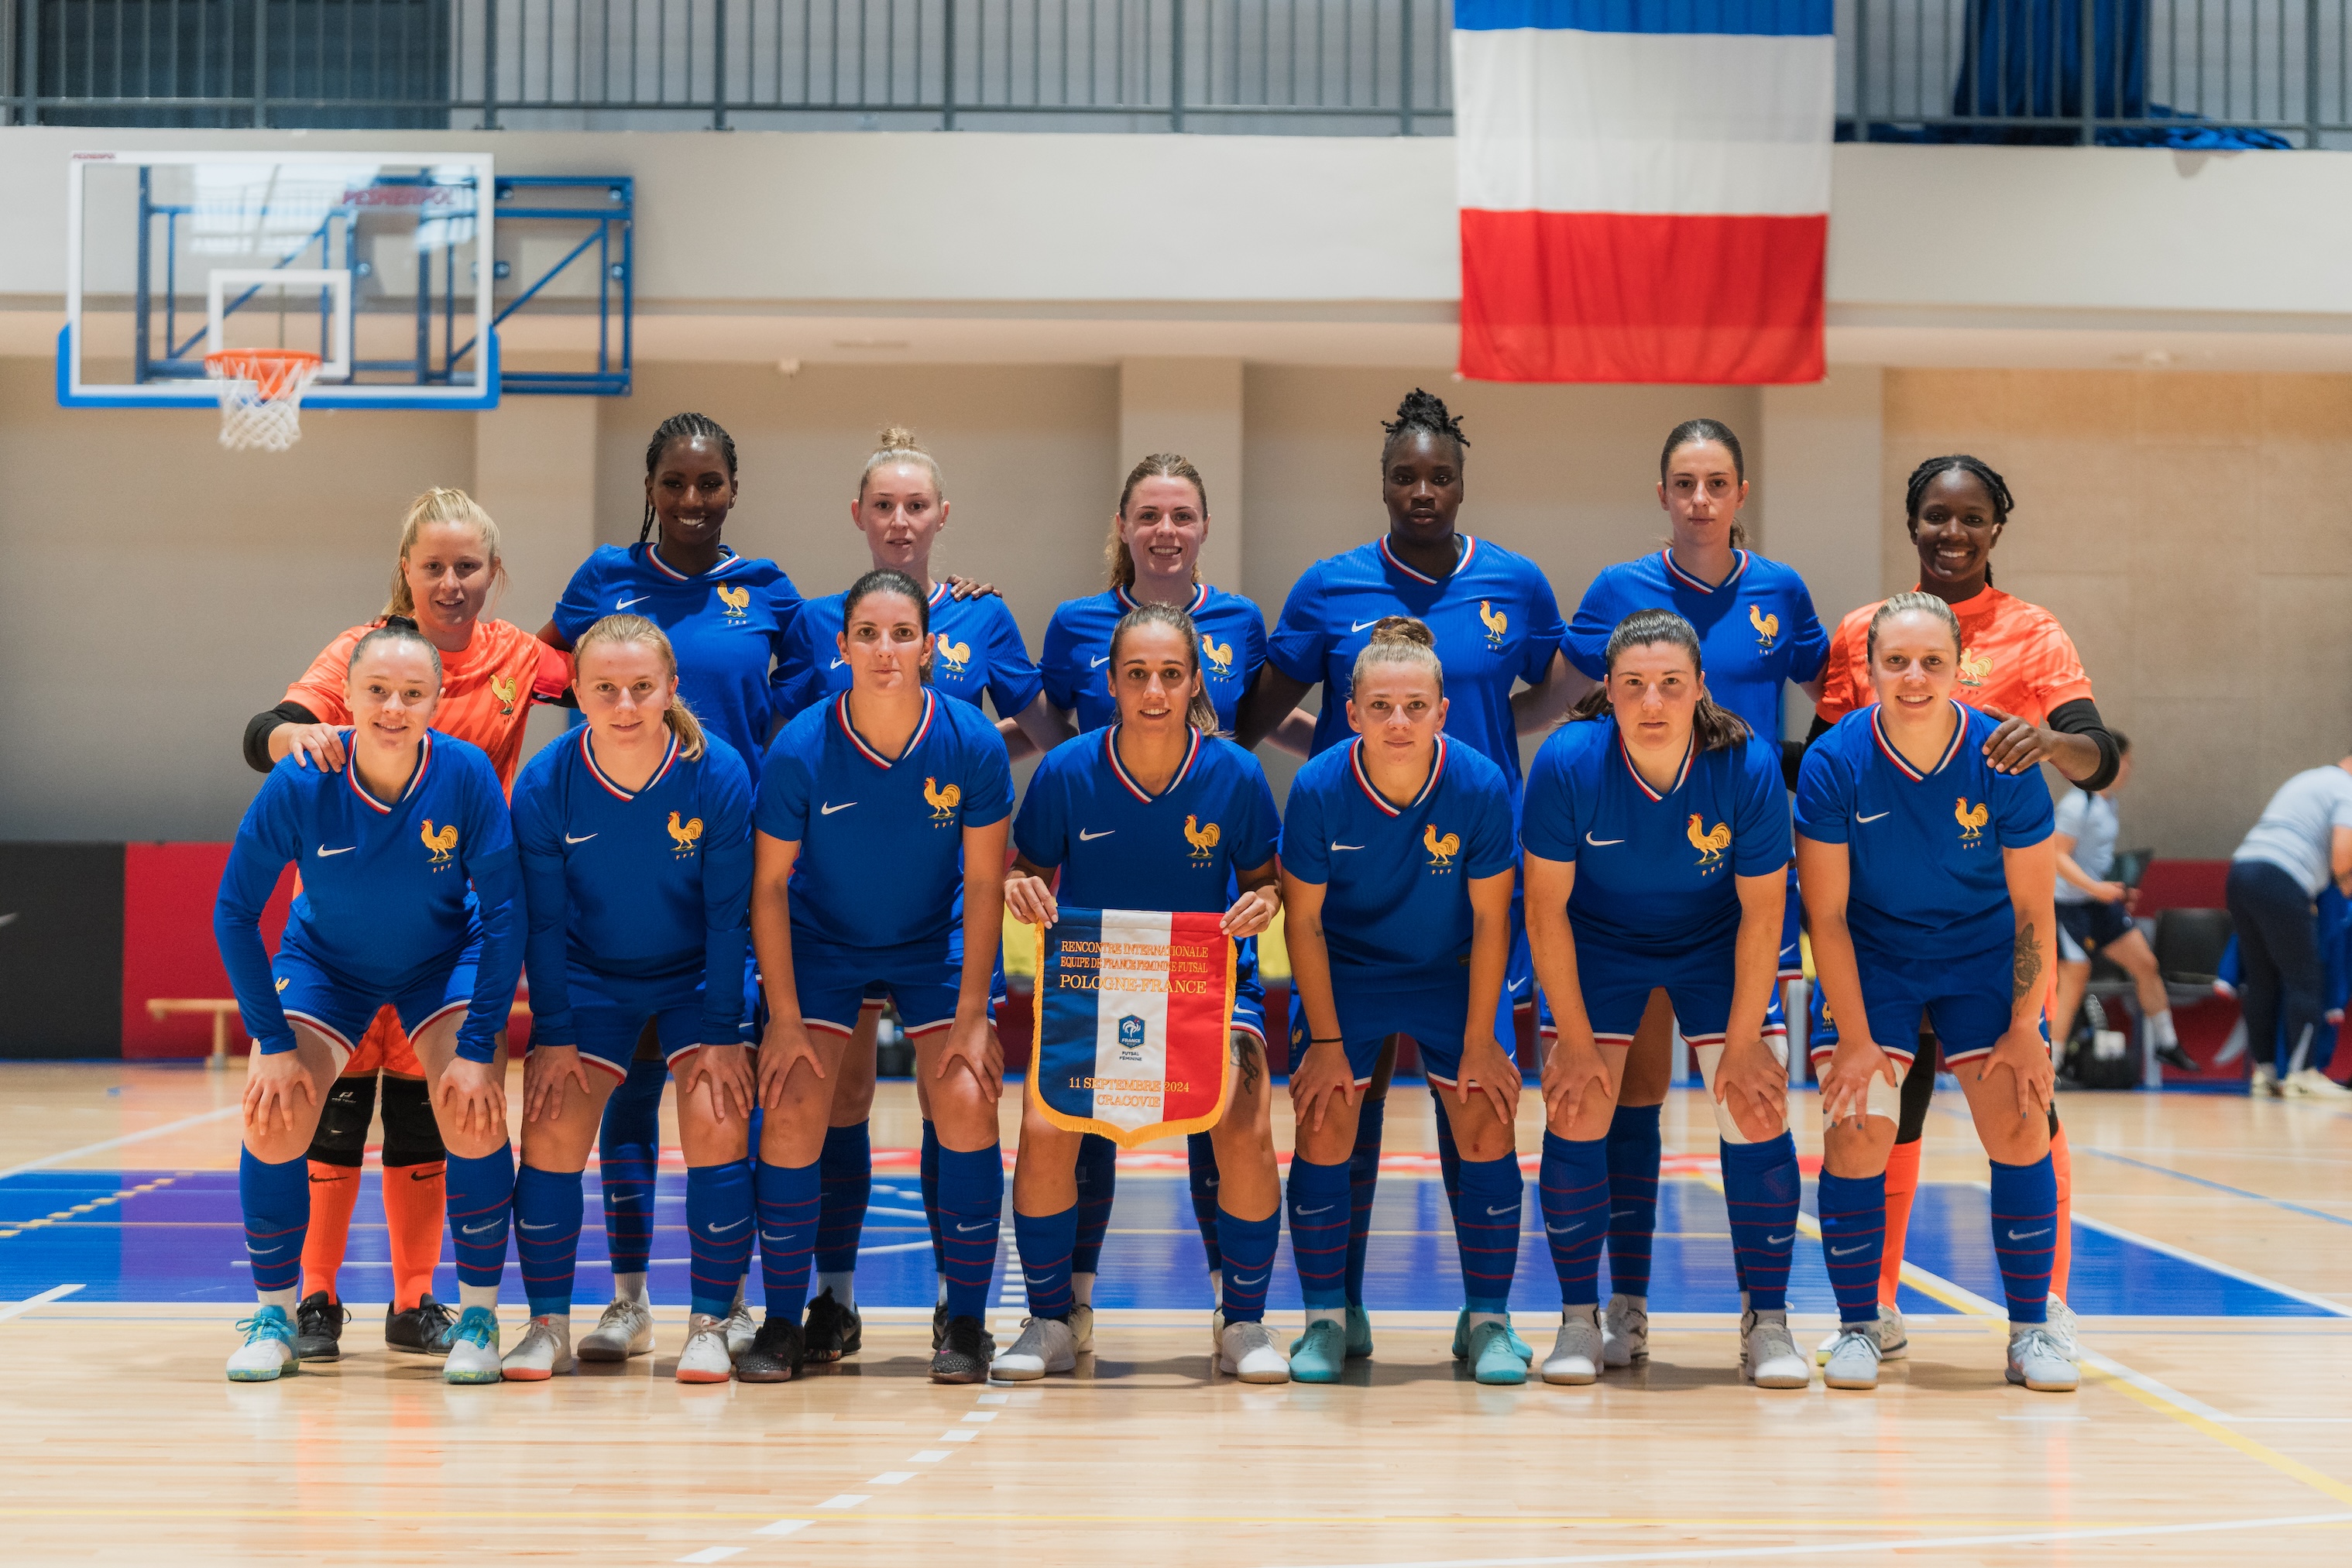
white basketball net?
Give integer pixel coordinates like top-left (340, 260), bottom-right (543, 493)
top-left (204, 351), bottom-right (321, 452)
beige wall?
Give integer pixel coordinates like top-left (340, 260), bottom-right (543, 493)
top-left (1880, 369), bottom-right (2352, 856)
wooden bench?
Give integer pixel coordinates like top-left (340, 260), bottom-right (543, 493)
top-left (144, 999), bottom-right (242, 1069)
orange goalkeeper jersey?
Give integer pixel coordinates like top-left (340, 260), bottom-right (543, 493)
top-left (1815, 584), bottom-right (2094, 729)
top-left (282, 618), bottom-right (571, 791)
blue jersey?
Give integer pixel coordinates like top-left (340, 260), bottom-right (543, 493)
top-left (1563, 549), bottom-right (1828, 746)
top-left (780, 582), bottom-right (1042, 722)
top-left (1039, 583), bottom-right (1268, 735)
top-left (1014, 727), bottom-right (1280, 912)
top-left (554, 544), bottom-right (803, 784)
top-left (1795, 702), bottom-right (2056, 959)
top-left (757, 688), bottom-right (1014, 952)
top-left (511, 728), bottom-right (755, 1047)
top-left (1267, 536), bottom-right (1564, 791)
top-left (215, 732), bottom-right (521, 1058)
top-left (1280, 736), bottom-right (1516, 991)
top-left (1521, 718), bottom-right (1790, 956)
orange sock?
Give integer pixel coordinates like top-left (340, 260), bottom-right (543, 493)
top-left (2050, 1121), bottom-right (2073, 1302)
top-left (1879, 1141), bottom-right (1923, 1307)
top-left (301, 1162), bottom-right (362, 1302)
top-left (384, 1161), bottom-right (448, 1312)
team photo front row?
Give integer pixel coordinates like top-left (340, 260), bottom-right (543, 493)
top-left (215, 393), bottom-right (2105, 1400)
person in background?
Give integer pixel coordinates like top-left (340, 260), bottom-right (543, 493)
top-left (2049, 733), bottom-right (2196, 1077)
top-left (2227, 753), bottom-right (2352, 1099)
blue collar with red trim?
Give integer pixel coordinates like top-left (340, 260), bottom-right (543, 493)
top-left (1869, 700), bottom-right (1969, 782)
top-left (345, 730), bottom-right (433, 814)
top-left (1378, 534), bottom-right (1474, 586)
top-left (836, 688), bottom-right (937, 769)
top-left (1348, 734), bottom-right (1447, 817)
top-left (579, 727), bottom-right (682, 801)
top-left (1104, 724), bottom-right (1203, 803)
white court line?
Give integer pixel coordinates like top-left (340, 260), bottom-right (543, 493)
top-left (866, 1471), bottom-right (916, 1485)
top-left (0, 1105), bottom-right (239, 1182)
top-left (675, 1549), bottom-right (743, 1564)
top-left (2065, 1208), bottom-right (2352, 1318)
top-left (1272, 1510), bottom-right (2352, 1568)
top-left (2078, 1350), bottom-right (2235, 1424)
top-left (0, 1284), bottom-right (83, 1323)
top-left (814, 1494), bottom-right (869, 1510)
top-left (754, 1520), bottom-right (812, 1537)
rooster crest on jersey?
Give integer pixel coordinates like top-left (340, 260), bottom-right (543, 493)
top-left (421, 820), bottom-right (458, 866)
top-left (666, 811), bottom-right (704, 855)
top-left (1200, 634), bottom-right (1234, 674)
top-left (1958, 648), bottom-right (1993, 686)
top-left (1955, 798), bottom-right (1989, 843)
top-left (1688, 815), bottom-right (1731, 869)
top-left (716, 583), bottom-right (751, 619)
top-left (490, 674), bottom-right (518, 715)
top-left (1478, 599), bottom-right (1509, 649)
top-left (1183, 815), bottom-right (1221, 861)
top-left (923, 777), bottom-right (961, 822)
top-left (935, 634), bottom-right (971, 673)
top-left (1749, 603), bottom-right (1779, 651)
top-left (1423, 824), bottom-right (1461, 869)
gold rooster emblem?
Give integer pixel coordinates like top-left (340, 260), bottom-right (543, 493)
top-left (1687, 815), bottom-right (1731, 866)
top-left (666, 811), bottom-right (704, 853)
top-left (1478, 599), bottom-right (1508, 647)
top-left (1748, 602), bottom-right (1779, 649)
top-left (1955, 798), bottom-right (1989, 842)
top-left (1183, 814), bottom-right (1221, 860)
top-left (1200, 633), bottom-right (1233, 674)
top-left (923, 776), bottom-right (961, 822)
top-left (716, 582), bottom-right (751, 617)
top-left (935, 634), bottom-right (970, 672)
top-left (421, 820), bottom-right (458, 865)
top-left (276, 977), bottom-right (290, 993)
top-left (1423, 823), bottom-right (1461, 867)
top-left (490, 674), bottom-right (518, 715)
top-left (1957, 648), bottom-right (1992, 686)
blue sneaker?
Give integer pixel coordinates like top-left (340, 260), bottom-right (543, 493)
top-left (1289, 1319), bottom-right (1349, 1384)
top-left (225, 1306), bottom-right (300, 1382)
top-left (1468, 1320), bottom-right (1528, 1386)
top-left (443, 1306), bottom-right (503, 1384)
top-left (1452, 1307), bottom-right (1532, 1363)
top-left (1345, 1302), bottom-right (1374, 1360)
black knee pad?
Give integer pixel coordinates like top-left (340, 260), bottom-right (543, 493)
top-left (1894, 1032), bottom-right (1938, 1144)
top-left (378, 1074), bottom-right (446, 1168)
top-left (306, 1075), bottom-right (377, 1167)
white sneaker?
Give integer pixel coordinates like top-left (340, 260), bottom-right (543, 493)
top-left (576, 1296), bottom-right (655, 1362)
top-left (1601, 1293), bottom-right (1649, 1367)
top-left (500, 1314), bottom-right (574, 1381)
top-left (2285, 1067), bottom-right (2352, 1100)
top-left (2044, 1295), bottom-right (2079, 1360)
top-left (1822, 1326), bottom-right (1883, 1390)
top-left (1217, 1319), bottom-right (1291, 1383)
top-left (1068, 1302), bottom-right (1097, 1355)
top-left (676, 1312), bottom-right (733, 1384)
top-left (992, 1316), bottom-right (1078, 1381)
top-left (443, 1306), bottom-right (503, 1385)
top-left (2006, 1324), bottom-right (2080, 1392)
top-left (2251, 1062), bottom-right (2281, 1097)
top-left (1819, 1302), bottom-right (1908, 1363)
top-left (1740, 1309), bottom-right (1811, 1389)
top-left (723, 1285), bottom-right (757, 1360)
top-left (1541, 1309), bottom-right (1602, 1385)
top-left (225, 1306), bottom-right (300, 1382)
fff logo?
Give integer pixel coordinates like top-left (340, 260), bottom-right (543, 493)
top-left (1117, 1015), bottom-right (1146, 1055)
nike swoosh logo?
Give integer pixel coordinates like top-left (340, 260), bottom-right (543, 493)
top-left (316, 845), bottom-right (355, 857)
top-left (760, 1232), bottom-right (793, 1246)
top-left (1507, 976), bottom-right (1529, 993)
top-left (1230, 1273), bottom-right (1267, 1287)
top-left (1611, 1210), bottom-right (1638, 1220)
top-left (708, 1216), bottom-right (750, 1234)
top-left (1078, 829), bottom-right (1114, 841)
top-left (1351, 619), bottom-right (1382, 632)
top-left (616, 595), bottom-right (651, 609)
top-left (1331, 842), bottom-right (1365, 852)
top-left (1090, 656), bottom-right (1111, 667)
top-left (1830, 1243), bottom-right (1868, 1257)
top-left (565, 832), bottom-right (597, 844)
top-left (410, 1168), bottom-right (438, 1181)
top-left (518, 1220), bottom-right (556, 1232)
top-left (1857, 811), bottom-right (1891, 823)
top-left (1485, 1205), bottom-right (1516, 1217)
top-left (830, 657), bottom-right (848, 669)
top-left (307, 1175), bottom-right (353, 1185)
top-left (1585, 834), bottom-right (1624, 846)
top-left (2006, 1227), bottom-right (2051, 1242)
top-left (821, 802), bottom-right (856, 815)
top-left (461, 1221), bottom-right (501, 1236)
top-left (1296, 1205), bottom-right (1334, 1216)
top-left (954, 1220), bottom-right (993, 1233)
top-left (1767, 1233), bottom-right (1795, 1246)
top-left (1547, 1222), bottom-right (1585, 1235)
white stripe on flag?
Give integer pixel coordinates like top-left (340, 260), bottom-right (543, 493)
top-left (1091, 911), bottom-right (1174, 1134)
top-left (1454, 29), bottom-right (1834, 216)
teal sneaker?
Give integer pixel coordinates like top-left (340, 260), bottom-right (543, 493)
top-left (1290, 1319), bottom-right (1349, 1384)
top-left (1468, 1320), bottom-right (1529, 1386)
top-left (225, 1306), bottom-right (300, 1382)
top-left (443, 1306), bottom-right (503, 1384)
top-left (1345, 1302), bottom-right (1374, 1360)
top-left (1452, 1307), bottom-right (1532, 1363)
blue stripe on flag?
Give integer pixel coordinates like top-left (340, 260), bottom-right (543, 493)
top-left (1453, 0), bottom-right (1832, 34)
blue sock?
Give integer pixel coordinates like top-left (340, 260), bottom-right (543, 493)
top-left (446, 1144), bottom-right (515, 1290)
top-left (1604, 1103), bottom-right (1661, 1300)
top-left (1217, 1207), bottom-right (1280, 1324)
top-left (1454, 1151), bottom-right (1523, 1314)
top-left (935, 1144), bottom-right (1004, 1321)
top-left (1014, 1205), bottom-right (1078, 1319)
top-left (1345, 1095), bottom-right (1386, 1305)
top-left (1989, 1153), bottom-right (2058, 1325)
top-left (596, 1055), bottom-right (665, 1278)
top-left (1720, 1133), bottom-right (1800, 1312)
top-left (1429, 1082), bottom-right (1463, 1223)
top-left (1540, 1131), bottom-right (1609, 1308)
top-left (513, 1165), bottom-right (583, 1319)
top-left (239, 1146), bottom-right (308, 1295)
top-left (1815, 1170), bottom-right (1887, 1326)
top-left (687, 1161), bottom-right (754, 1319)
top-left (1072, 1134), bottom-right (1118, 1276)
top-left (920, 1120), bottom-right (944, 1281)
top-left (1286, 1154), bottom-right (1353, 1309)
top-left (1185, 1131), bottom-right (1223, 1276)
top-left (815, 1121), bottom-right (871, 1275)
top-left (754, 1158), bottom-right (821, 1322)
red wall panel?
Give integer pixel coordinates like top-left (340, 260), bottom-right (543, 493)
top-left (121, 843), bottom-right (294, 1060)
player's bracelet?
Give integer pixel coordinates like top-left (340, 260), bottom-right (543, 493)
top-left (1309, 1035), bottom-right (1342, 1044)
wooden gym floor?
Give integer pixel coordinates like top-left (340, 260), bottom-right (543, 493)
top-left (2, 1063), bottom-right (2350, 1566)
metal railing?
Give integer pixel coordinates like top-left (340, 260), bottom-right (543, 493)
top-left (4, 0), bottom-right (2347, 142)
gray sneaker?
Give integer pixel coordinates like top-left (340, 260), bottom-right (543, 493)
top-left (1822, 1326), bottom-right (1883, 1390)
top-left (576, 1295), bottom-right (654, 1362)
top-left (1739, 1309), bottom-right (1811, 1389)
top-left (2006, 1324), bottom-right (2080, 1392)
top-left (723, 1283), bottom-right (757, 1360)
top-left (1818, 1302), bottom-right (1907, 1363)
top-left (991, 1316), bottom-right (1078, 1381)
top-left (1601, 1293), bottom-right (1649, 1367)
top-left (1541, 1309), bottom-right (1603, 1386)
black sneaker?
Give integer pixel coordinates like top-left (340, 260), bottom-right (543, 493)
top-left (736, 1315), bottom-right (806, 1383)
top-left (2156, 1041), bottom-right (2199, 1074)
top-left (931, 1314), bottom-right (992, 1384)
top-left (804, 1289), bottom-right (863, 1363)
top-left (294, 1291), bottom-right (349, 1362)
top-left (385, 1294), bottom-right (458, 1357)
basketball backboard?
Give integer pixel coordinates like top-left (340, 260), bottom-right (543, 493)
top-left (59, 151), bottom-right (500, 410)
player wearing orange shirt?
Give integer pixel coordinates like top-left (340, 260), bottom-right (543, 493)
top-left (1806, 455), bottom-right (2118, 1366)
top-left (240, 487), bottom-right (571, 1364)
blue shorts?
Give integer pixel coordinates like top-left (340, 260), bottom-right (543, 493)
top-left (1822, 942), bottom-right (2045, 1067)
top-left (793, 940), bottom-right (962, 1038)
top-left (1557, 934), bottom-right (1739, 1048)
top-left (555, 967), bottom-right (714, 1080)
top-left (1286, 971), bottom-right (1507, 1087)
top-left (2057, 899), bottom-right (2134, 960)
top-left (273, 936), bottom-right (480, 1064)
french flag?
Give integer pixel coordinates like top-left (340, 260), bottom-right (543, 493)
top-left (1454, 0), bottom-right (1834, 385)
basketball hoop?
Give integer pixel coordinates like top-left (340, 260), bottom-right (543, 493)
top-left (204, 348), bottom-right (322, 452)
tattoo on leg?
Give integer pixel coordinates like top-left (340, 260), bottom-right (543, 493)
top-left (1232, 1034), bottom-right (1263, 1096)
top-left (2013, 920), bottom-right (2044, 1004)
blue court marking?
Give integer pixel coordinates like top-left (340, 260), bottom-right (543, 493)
top-left (2081, 1145), bottom-right (2352, 1230)
top-left (1, 1169), bottom-right (2332, 1317)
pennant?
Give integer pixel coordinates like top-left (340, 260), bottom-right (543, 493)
top-left (1028, 908), bottom-right (1237, 1149)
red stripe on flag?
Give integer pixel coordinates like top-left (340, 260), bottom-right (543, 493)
top-left (1161, 911), bottom-right (1232, 1125)
top-left (1458, 209), bottom-right (1825, 386)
